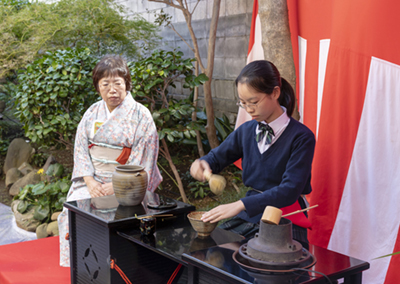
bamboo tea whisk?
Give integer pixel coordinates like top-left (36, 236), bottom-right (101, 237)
top-left (203, 170), bottom-right (226, 196)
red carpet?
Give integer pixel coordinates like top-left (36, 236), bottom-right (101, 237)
top-left (0, 236), bottom-right (70, 284)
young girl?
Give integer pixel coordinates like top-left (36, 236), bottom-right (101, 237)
top-left (190, 60), bottom-right (315, 245)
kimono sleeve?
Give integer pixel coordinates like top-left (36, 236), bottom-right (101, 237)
top-left (126, 115), bottom-right (162, 193)
top-left (71, 112), bottom-right (95, 181)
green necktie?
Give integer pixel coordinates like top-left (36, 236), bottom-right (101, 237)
top-left (256, 122), bottom-right (275, 145)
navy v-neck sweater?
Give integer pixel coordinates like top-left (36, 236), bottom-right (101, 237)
top-left (201, 117), bottom-right (316, 224)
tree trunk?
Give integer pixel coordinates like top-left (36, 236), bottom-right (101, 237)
top-left (192, 61), bottom-right (205, 157)
top-left (258, 0), bottom-right (300, 120)
top-left (149, 0), bottom-right (222, 149)
top-left (160, 138), bottom-right (189, 204)
top-left (203, 80), bottom-right (220, 149)
top-left (202, 0), bottom-right (221, 149)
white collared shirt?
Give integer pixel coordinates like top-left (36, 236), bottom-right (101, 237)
top-left (256, 106), bottom-right (290, 154)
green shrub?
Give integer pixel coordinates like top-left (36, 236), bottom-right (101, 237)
top-left (14, 173), bottom-right (71, 224)
top-left (129, 49), bottom-right (209, 202)
top-left (30, 151), bottom-right (49, 168)
top-left (195, 111), bottom-right (235, 148)
top-left (0, 81), bottom-right (24, 154)
top-left (0, 0), bottom-right (29, 10)
top-left (129, 49), bottom-right (208, 145)
top-left (188, 180), bottom-right (210, 199)
top-left (14, 47), bottom-right (99, 149)
top-left (0, 81), bottom-right (18, 108)
top-left (0, 139), bottom-right (10, 156)
top-left (0, 0), bottom-right (159, 77)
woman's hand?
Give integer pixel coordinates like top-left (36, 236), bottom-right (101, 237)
top-left (84, 176), bottom-right (108, 198)
top-left (201, 200), bottom-right (245, 223)
top-left (190, 159), bottom-right (212, 182)
top-left (101, 182), bottom-right (114, 196)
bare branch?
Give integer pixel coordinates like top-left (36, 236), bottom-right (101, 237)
top-left (190, 0), bottom-right (201, 16)
top-left (205, 0), bottom-right (220, 78)
top-left (168, 23), bottom-right (195, 53)
top-left (148, 0), bottom-right (184, 11)
top-left (158, 146), bottom-right (167, 158)
top-left (183, 13), bottom-right (205, 72)
top-left (148, 0), bottom-right (221, 149)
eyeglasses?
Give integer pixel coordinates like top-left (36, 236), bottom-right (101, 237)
top-left (236, 95), bottom-right (267, 110)
top-left (99, 80), bottom-right (125, 91)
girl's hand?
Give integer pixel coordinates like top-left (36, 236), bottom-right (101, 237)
top-left (190, 159), bottom-right (212, 182)
top-left (201, 201), bottom-right (245, 223)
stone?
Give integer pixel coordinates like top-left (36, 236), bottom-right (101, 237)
top-left (46, 221), bottom-right (59, 236)
top-left (36, 223), bottom-right (49, 239)
top-left (18, 162), bottom-right (34, 176)
top-left (9, 171), bottom-right (42, 196)
top-left (42, 154), bottom-right (57, 173)
top-left (3, 138), bottom-right (35, 174)
top-left (51, 211), bottom-right (61, 221)
top-left (11, 200), bottom-right (41, 232)
top-left (5, 167), bottom-right (23, 188)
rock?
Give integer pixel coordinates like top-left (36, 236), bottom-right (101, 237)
top-left (9, 171), bottom-right (42, 196)
top-left (5, 167), bottom-right (23, 188)
top-left (18, 162), bottom-right (34, 176)
top-left (46, 221), bottom-right (59, 236)
top-left (51, 211), bottom-right (61, 221)
top-left (11, 200), bottom-right (19, 213)
top-left (42, 154), bottom-right (57, 173)
top-left (12, 200), bottom-right (41, 232)
top-left (3, 138), bottom-right (35, 174)
top-left (36, 223), bottom-right (49, 239)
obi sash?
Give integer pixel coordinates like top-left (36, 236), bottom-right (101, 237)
top-left (88, 141), bottom-right (131, 172)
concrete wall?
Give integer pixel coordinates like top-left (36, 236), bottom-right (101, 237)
top-left (116, 0), bottom-right (253, 123)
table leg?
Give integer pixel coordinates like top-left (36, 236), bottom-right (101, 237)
top-left (344, 272), bottom-right (362, 284)
top-left (187, 265), bottom-right (196, 284)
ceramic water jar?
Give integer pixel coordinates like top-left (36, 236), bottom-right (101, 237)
top-left (112, 165), bottom-right (148, 206)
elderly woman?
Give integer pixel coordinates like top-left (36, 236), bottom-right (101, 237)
top-left (58, 55), bottom-right (162, 267)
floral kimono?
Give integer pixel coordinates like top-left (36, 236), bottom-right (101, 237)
top-left (58, 93), bottom-right (162, 267)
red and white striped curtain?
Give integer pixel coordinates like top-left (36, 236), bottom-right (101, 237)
top-left (288, 1), bottom-right (400, 283)
top-left (238, 1), bottom-right (400, 283)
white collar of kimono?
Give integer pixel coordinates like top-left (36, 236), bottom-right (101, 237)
top-left (102, 92), bottom-right (133, 119)
top-left (103, 100), bottom-right (111, 119)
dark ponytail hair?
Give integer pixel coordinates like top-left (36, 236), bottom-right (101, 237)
top-left (235, 60), bottom-right (295, 116)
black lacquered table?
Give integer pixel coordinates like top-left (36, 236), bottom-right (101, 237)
top-left (64, 192), bottom-right (198, 284)
top-left (65, 193), bottom-right (369, 284)
top-left (182, 242), bottom-right (370, 284)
